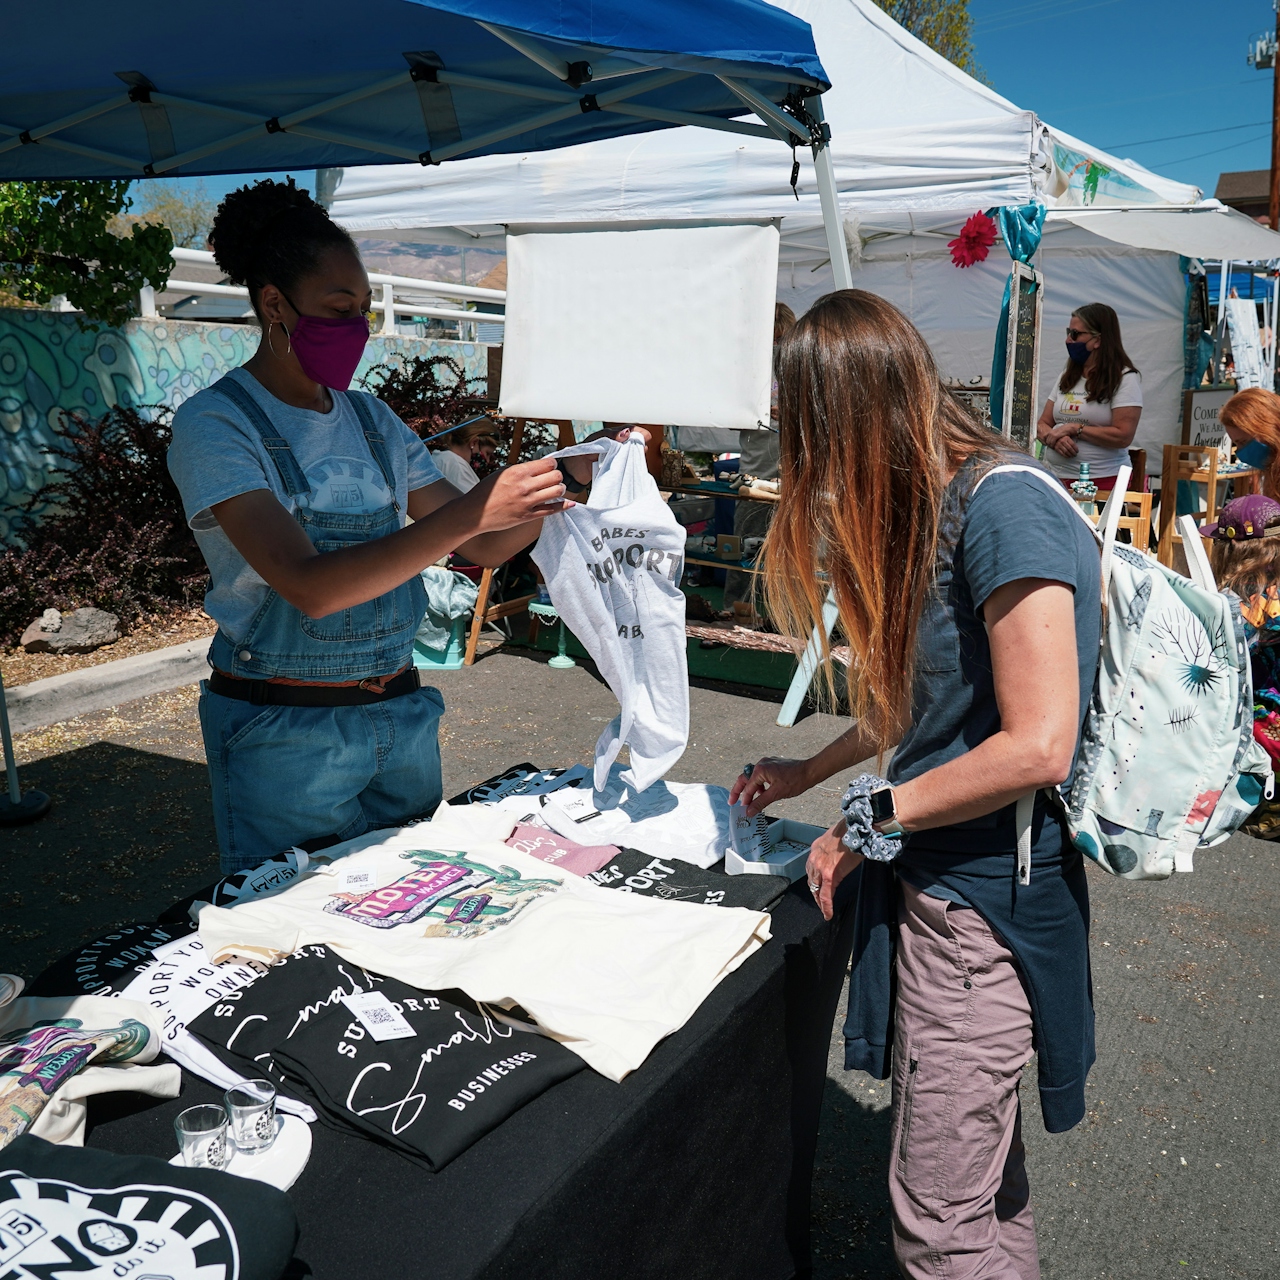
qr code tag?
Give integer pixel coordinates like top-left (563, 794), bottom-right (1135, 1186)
top-left (341, 990), bottom-right (416, 1041)
top-left (341, 866), bottom-right (375, 893)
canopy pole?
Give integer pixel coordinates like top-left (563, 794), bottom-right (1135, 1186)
top-left (1212, 259), bottom-right (1231, 383)
top-left (807, 97), bottom-right (852, 291)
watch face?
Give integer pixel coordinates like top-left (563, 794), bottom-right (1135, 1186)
top-left (868, 787), bottom-right (895, 824)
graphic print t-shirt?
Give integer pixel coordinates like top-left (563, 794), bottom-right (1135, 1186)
top-left (197, 806), bottom-right (771, 1082)
top-left (1045, 369), bottom-right (1142, 479)
top-left (1, 1134), bottom-right (298, 1280)
top-left (167, 368), bottom-right (443, 641)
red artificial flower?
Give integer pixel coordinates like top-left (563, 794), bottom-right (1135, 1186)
top-left (948, 211), bottom-right (998, 268)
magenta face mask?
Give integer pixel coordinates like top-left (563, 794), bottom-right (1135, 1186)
top-left (281, 292), bottom-right (369, 390)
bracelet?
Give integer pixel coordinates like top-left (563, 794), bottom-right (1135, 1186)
top-left (556, 460), bottom-right (590, 495)
top-left (839, 773), bottom-right (905, 863)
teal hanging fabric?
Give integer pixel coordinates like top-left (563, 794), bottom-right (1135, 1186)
top-left (1180, 256), bottom-right (1213, 390)
top-left (988, 203), bottom-right (1046, 432)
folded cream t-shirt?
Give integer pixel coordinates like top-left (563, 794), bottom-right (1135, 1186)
top-left (198, 807), bottom-right (770, 1082)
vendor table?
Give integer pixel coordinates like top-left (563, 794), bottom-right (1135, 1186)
top-left (85, 879), bottom-right (856, 1280)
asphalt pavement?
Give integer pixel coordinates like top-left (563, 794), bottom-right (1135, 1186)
top-left (1, 648), bottom-right (1276, 1278)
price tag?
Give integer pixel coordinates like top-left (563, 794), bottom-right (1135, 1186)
top-left (341, 866), bottom-right (375, 894)
top-left (547, 788), bottom-right (601, 825)
top-left (340, 990), bottom-right (417, 1042)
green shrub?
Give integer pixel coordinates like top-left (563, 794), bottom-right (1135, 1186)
top-left (0, 405), bottom-right (206, 645)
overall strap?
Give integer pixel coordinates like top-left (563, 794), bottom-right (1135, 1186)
top-left (210, 377), bottom-right (310, 498)
top-left (344, 390), bottom-right (400, 510)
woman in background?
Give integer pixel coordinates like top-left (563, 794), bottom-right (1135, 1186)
top-left (1220, 387), bottom-right (1280, 499)
top-left (429, 421), bottom-right (492, 493)
top-left (723, 303), bottom-right (796, 616)
top-left (1036, 302), bottom-right (1142, 494)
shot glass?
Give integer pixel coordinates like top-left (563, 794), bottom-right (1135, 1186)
top-left (224, 1079), bottom-right (278, 1154)
top-left (174, 1104), bottom-right (230, 1170)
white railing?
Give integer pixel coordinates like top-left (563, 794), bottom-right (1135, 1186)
top-left (142, 247), bottom-right (506, 335)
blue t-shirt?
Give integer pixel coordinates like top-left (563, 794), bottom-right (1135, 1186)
top-left (168, 368), bottom-right (443, 642)
top-left (890, 456), bottom-right (1102, 853)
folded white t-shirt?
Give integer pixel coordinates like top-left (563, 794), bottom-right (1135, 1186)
top-left (115, 936), bottom-right (317, 1121)
top-left (198, 806), bottom-right (769, 1082)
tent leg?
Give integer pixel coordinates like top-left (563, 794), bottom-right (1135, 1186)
top-left (777, 590), bottom-right (839, 728)
top-left (808, 98), bottom-right (853, 292)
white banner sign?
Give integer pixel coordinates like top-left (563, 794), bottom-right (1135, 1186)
top-left (499, 223), bottom-right (778, 430)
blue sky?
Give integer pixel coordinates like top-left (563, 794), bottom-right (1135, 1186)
top-left (970, 0), bottom-right (1276, 197)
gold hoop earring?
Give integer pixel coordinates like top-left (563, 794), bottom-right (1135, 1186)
top-left (266, 321), bottom-right (292, 359)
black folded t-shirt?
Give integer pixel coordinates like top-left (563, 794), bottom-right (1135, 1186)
top-left (585, 850), bottom-right (789, 911)
top-left (272, 970), bottom-right (583, 1171)
top-left (25, 921), bottom-right (197, 998)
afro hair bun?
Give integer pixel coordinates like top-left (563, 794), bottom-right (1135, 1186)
top-left (208, 177), bottom-right (353, 292)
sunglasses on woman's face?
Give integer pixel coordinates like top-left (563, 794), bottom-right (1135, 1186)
top-left (1065, 327), bottom-right (1093, 340)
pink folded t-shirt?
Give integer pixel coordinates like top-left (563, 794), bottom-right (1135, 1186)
top-left (505, 824), bottom-right (620, 877)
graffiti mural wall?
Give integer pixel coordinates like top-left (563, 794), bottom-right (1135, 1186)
top-left (0, 309), bottom-right (490, 542)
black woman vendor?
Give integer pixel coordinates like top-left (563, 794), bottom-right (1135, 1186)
top-left (167, 180), bottom-right (614, 873)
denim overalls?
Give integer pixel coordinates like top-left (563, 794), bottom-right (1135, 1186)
top-left (198, 377), bottom-right (444, 873)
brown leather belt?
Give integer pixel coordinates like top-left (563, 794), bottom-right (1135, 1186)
top-left (207, 666), bottom-right (421, 707)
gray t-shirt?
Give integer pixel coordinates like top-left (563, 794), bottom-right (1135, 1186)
top-left (168, 368), bottom-right (443, 642)
top-left (889, 458), bottom-right (1101, 853)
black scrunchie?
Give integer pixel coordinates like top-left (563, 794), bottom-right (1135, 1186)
top-left (839, 773), bottom-right (904, 863)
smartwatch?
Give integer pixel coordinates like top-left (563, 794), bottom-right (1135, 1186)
top-left (868, 785), bottom-right (906, 837)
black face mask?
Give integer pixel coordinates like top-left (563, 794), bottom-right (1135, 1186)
top-left (1065, 340), bottom-right (1091, 364)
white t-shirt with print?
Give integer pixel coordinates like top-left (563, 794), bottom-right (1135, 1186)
top-left (197, 805), bottom-right (770, 1082)
top-left (168, 368), bottom-right (444, 641)
top-left (1044, 369), bottom-right (1142, 479)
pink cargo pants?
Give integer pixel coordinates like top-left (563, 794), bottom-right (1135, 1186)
top-left (888, 880), bottom-right (1040, 1280)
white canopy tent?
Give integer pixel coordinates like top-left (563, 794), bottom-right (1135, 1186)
top-left (327, 0), bottom-right (1280, 466)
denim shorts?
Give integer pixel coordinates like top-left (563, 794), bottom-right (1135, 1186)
top-left (198, 682), bottom-right (445, 874)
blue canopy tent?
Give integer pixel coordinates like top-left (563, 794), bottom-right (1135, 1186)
top-left (0, 0), bottom-right (851, 285)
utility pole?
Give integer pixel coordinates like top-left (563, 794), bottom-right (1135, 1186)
top-left (1272, 0), bottom-right (1280, 229)
top-left (1249, 10), bottom-right (1280, 227)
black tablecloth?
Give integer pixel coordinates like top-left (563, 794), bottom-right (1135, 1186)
top-left (86, 881), bottom-right (855, 1280)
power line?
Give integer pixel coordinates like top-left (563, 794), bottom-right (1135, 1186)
top-left (976, 0), bottom-right (1120, 35)
top-left (1102, 119), bottom-right (1271, 150)
top-left (1163, 130), bottom-right (1272, 167)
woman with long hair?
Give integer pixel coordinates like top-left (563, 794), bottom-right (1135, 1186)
top-left (1220, 387), bottom-right (1280, 498)
top-left (730, 291), bottom-right (1100, 1277)
top-left (1035, 301), bottom-right (1142, 493)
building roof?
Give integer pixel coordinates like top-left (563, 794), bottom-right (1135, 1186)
top-left (1216, 169), bottom-right (1270, 204)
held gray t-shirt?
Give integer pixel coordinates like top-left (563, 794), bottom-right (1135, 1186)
top-left (889, 459), bottom-right (1101, 852)
top-left (167, 368), bottom-right (443, 642)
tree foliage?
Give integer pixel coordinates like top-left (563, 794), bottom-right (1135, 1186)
top-left (113, 180), bottom-right (215, 250)
top-left (872, 0), bottom-right (987, 82)
top-left (0, 404), bottom-right (206, 644)
top-left (0, 181), bottom-right (174, 326)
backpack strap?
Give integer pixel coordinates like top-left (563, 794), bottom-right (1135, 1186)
top-left (1177, 514), bottom-right (1218, 592)
top-left (210, 376), bottom-right (309, 498)
top-left (972, 462), bottom-right (1135, 598)
top-left (970, 461), bottom-right (1134, 885)
top-left (344, 390), bottom-right (401, 513)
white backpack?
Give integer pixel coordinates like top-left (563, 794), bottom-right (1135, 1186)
top-left (977, 464), bottom-right (1274, 882)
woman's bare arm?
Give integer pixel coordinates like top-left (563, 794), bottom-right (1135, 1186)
top-left (211, 457), bottom-right (569, 618)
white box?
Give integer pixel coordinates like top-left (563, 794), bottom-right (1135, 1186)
top-left (724, 817), bottom-right (826, 882)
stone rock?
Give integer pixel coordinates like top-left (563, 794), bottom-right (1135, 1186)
top-left (21, 607), bottom-right (120, 654)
